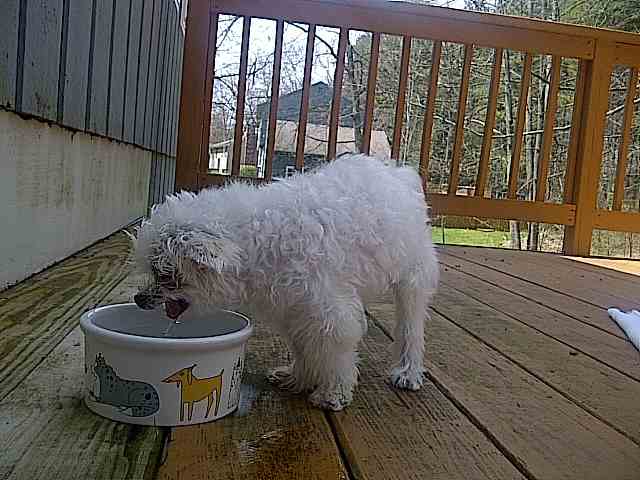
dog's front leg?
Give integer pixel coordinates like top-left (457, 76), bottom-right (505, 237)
top-left (267, 339), bottom-right (310, 393)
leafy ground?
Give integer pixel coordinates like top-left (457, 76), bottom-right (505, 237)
top-left (431, 227), bottom-right (512, 248)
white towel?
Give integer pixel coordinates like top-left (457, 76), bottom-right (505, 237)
top-left (607, 309), bottom-right (640, 351)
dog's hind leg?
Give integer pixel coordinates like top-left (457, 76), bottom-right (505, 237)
top-left (389, 267), bottom-right (432, 391)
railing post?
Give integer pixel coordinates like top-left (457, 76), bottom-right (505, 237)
top-left (562, 40), bottom-right (615, 256)
top-left (175, 0), bottom-right (211, 192)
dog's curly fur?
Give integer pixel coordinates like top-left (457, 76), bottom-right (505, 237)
top-left (133, 154), bottom-right (439, 411)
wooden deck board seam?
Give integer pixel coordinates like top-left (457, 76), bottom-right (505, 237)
top-left (0, 266), bottom-right (128, 403)
top-left (438, 256), bottom-right (626, 341)
top-left (441, 247), bottom-right (640, 304)
top-left (550, 257), bottom-right (638, 283)
top-left (153, 428), bottom-right (172, 479)
top-left (430, 304), bottom-right (640, 447)
top-left (324, 411), bottom-right (357, 480)
top-left (421, 366), bottom-right (537, 480)
top-left (368, 312), bottom-right (538, 480)
top-left (565, 258), bottom-right (640, 278)
top-left (441, 245), bottom-right (640, 283)
top-left (439, 276), bottom-right (640, 383)
top-left (442, 248), bottom-right (637, 306)
top-left (440, 252), bottom-right (627, 322)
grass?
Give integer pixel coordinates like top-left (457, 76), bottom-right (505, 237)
top-left (432, 227), bottom-right (512, 248)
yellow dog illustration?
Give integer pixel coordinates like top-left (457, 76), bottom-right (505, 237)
top-left (162, 365), bottom-right (223, 421)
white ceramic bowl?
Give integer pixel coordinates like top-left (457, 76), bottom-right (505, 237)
top-left (80, 303), bottom-right (252, 426)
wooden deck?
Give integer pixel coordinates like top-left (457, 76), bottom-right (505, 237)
top-left (1, 231), bottom-right (640, 480)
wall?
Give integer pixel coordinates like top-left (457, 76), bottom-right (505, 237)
top-left (0, 0), bottom-right (186, 288)
top-left (0, 110), bottom-right (150, 289)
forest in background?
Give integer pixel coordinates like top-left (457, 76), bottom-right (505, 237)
top-left (209, 0), bottom-right (640, 257)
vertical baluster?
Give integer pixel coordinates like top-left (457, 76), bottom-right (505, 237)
top-left (448, 44), bottom-right (474, 195)
top-left (231, 16), bottom-right (251, 177)
top-left (391, 35), bottom-right (412, 162)
top-left (536, 55), bottom-right (561, 202)
top-left (563, 59), bottom-right (588, 204)
top-left (327, 28), bottom-right (348, 160)
top-left (613, 67), bottom-right (638, 210)
top-left (475, 47), bottom-right (503, 197)
top-left (200, 13), bottom-right (219, 177)
top-left (295, 24), bottom-right (316, 171)
top-left (508, 53), bottom-right (533, 199)
top-left (361, 32), bottom-right (380, 155)
top-left (418, 41), bottom-right (442, 187)
top-left (264, 19), bottom-right (284, 181)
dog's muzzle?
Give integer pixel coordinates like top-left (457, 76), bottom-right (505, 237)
top-left (134, 293), bottom-right (156, 310)
top-left (165, 298), bottom-right (190, 319)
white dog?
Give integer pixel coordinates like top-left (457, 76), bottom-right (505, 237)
top-left (132, 154), bottom-right (439, 411)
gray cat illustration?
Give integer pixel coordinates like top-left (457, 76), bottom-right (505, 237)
top-left (91, 353), bottom-right (160, 417)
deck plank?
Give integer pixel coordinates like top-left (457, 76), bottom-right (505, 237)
top-left (0, 273), bottom-right (165, 480)
top-left (438, 251), bottom-right (626, 338)
top-left (0, 231), bottom-right (131, 402)
top-left (443, 246), bottom-right (639, 309)
top-left (444, 245), bottom-right (640, 281)
top-left (445, 246), bottom-right (640, 283)
top-left (328, 322), bottom-right (526, 480)
top-left (157, 320), bottom-right (348, 480)
top-left (4, 234), bottom-right (640, 479)
top-left (439, 264), bottom-right (640, 380)
top-left (369, 303), bottom-right (640, 480)
top-left (566, 256), bottom-right (640, 276)
top-left (432, 283), bottom-right (640, 444)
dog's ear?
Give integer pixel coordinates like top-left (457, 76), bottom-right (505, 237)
top-left (187, 366), bottom-right (195, 385)
top-left (163, 226), bottom-right (241, 273)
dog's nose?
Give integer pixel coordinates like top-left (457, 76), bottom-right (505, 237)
top-left (134, 293), bottom-right (154, 310)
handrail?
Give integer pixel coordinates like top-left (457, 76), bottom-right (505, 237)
top-left (176, 0), bottom-right (640, 256)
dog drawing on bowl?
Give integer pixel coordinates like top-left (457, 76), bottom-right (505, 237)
top-left (162, 365), bottom-right (223, 421)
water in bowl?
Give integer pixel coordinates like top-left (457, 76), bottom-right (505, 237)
top-left (91, 305), bottom-right (248, 339)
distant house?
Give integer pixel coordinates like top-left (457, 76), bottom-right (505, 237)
top-left (208, 82), bottom-right (390, 178)
top-left (255, 82), bottom-right (390, 178)
top-left (255, 119), bottom-right (391, 178)
top-left (209, 139), bottom-right (231, 174)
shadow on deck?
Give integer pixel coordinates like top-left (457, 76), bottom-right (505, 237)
top-left (1, 231), bottom-right (639, 479)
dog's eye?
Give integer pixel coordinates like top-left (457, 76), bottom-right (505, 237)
top-left (158, 273), bottom-right (179, 290)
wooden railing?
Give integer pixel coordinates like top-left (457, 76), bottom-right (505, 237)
top-left (176, 0), bottom-right (640, 256)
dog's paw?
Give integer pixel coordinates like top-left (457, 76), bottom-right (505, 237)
top-left (267, 365), bottom-right (298, 391)
top-left (308, 386), bottom-right (353, 411)
top-left (390, 367), bottom-right (424, 391)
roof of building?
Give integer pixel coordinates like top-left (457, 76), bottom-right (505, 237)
top-left (257, 82), bottom-right (356, 127)
top-left (270, 120), bottom-right (390, 158)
